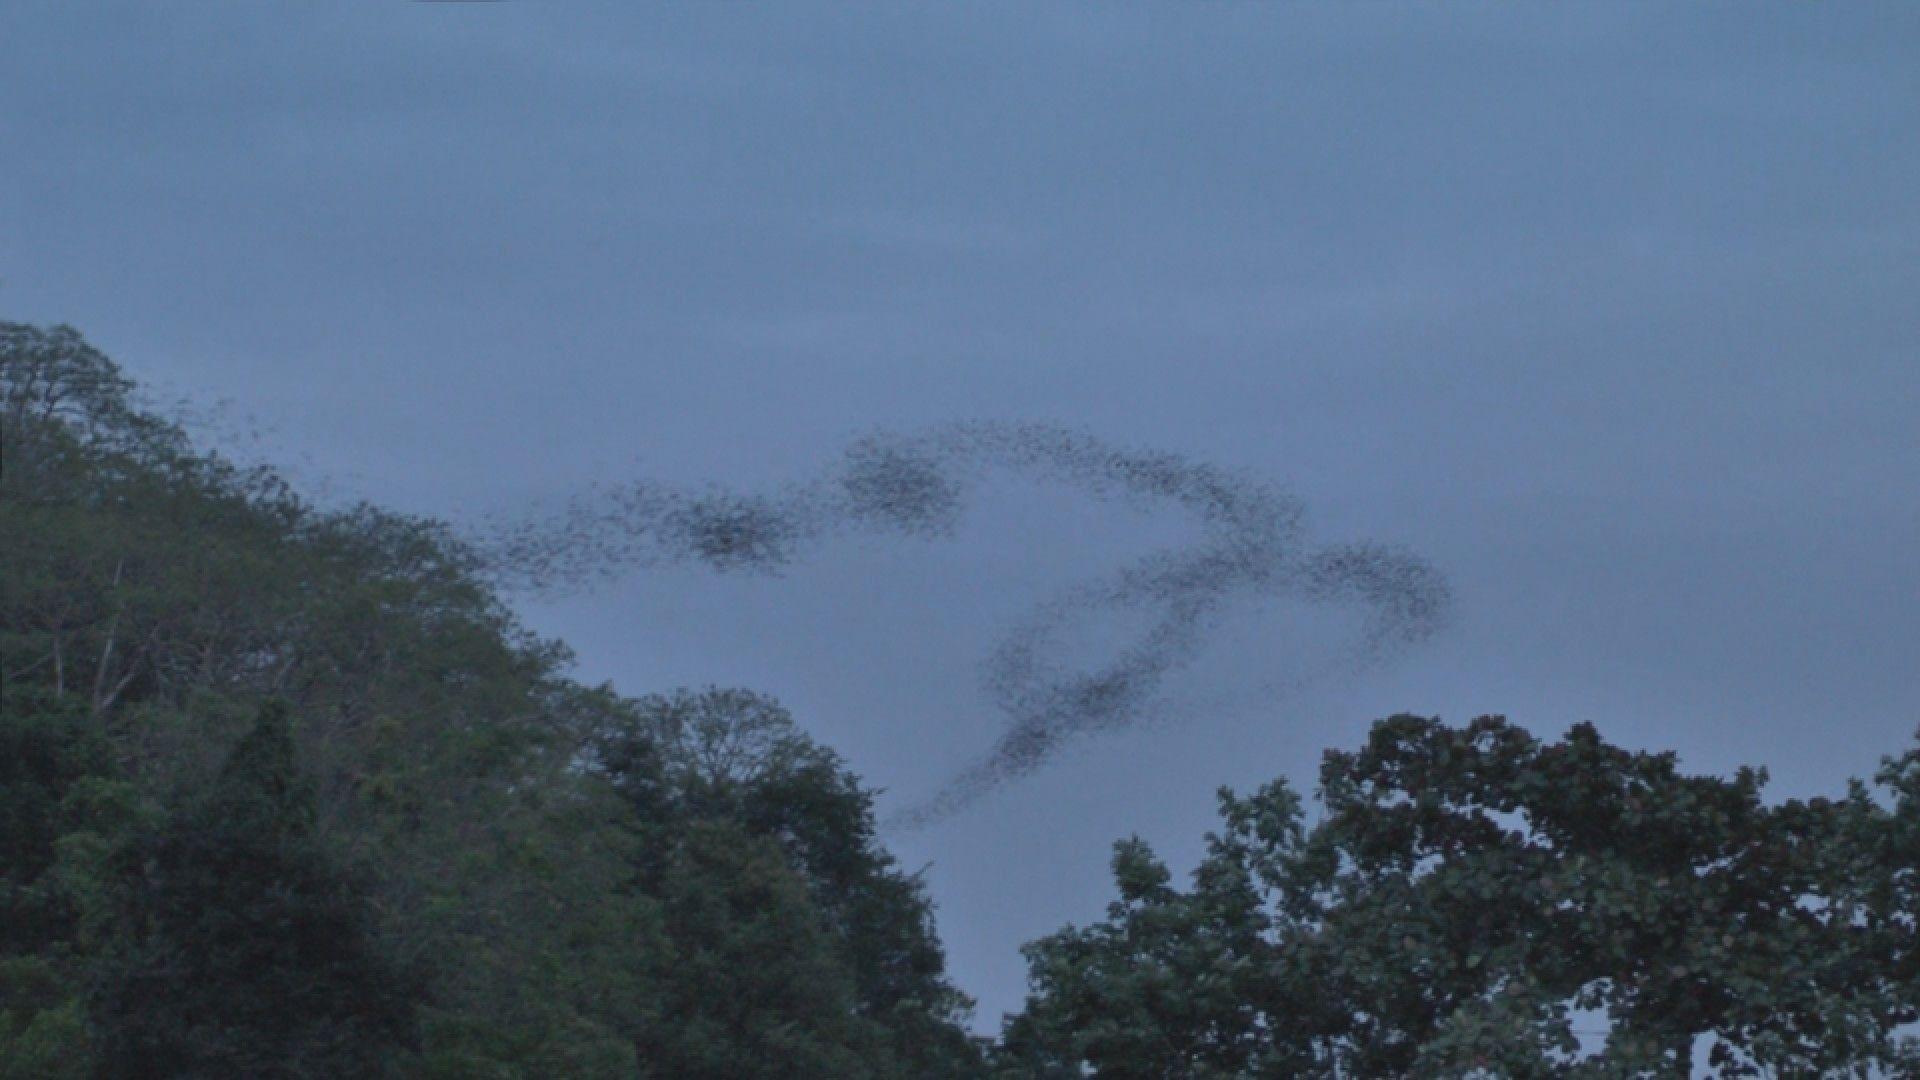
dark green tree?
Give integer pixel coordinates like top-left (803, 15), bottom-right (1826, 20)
top-left (596, 688), bottom-right (983, 1078)
top-left (639, 819), bottom-right (878, 1078)
top-left (0, 685), bottom-right (113, 1080)
top-left (1002, 715), bottom-right (1919, 1077)
top-left (4, 323), bottom-right (664, 1073)
top-left (0, 686), bottom-right (109, 957)
top-left (90, 702), bottom-right (419, 1079)
top-left (1858, 728), bottom-right (1920, 1050)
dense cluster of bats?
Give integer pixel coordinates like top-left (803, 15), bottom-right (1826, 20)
top-left (481, 422), bottom-right (1450, 827)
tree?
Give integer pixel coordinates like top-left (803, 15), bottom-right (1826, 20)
top-left (0, 686), bottom-right (110, 956)
top-left (596, 688), bottom-right (984, 1078)
top-left (0, 684), bottom-right (119, 1079)
top-left (639, 819), bottom-right (878, 1078)
top-left (1858, 728), bottom-right (1920, 1055)
top-left (90, 702), bottom-right (419, 1078)
top-left (1002, 715), bottom-right (1919, 1076)
top-left (4, 323), bottom-right (659, 1073)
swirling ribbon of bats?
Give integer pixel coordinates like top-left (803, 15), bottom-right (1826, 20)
top-left (483, 422), bottom-right (1451, 829)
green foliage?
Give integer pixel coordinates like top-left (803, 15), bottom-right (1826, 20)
top-left (0, 957), bottom-right (91, 1080)
top-left (998, 789), bottom-right (1316, 1079)
top-left (0, 686), bottom-right (109, 955)
top-left (89, 703), bottom-right (420, 1078)
top-left (0, 684), bottom-right (118, 1079)
top-left (1, 322), bottom-right (979, 1077)
top-left (598, 688), bottom-right (983, 1078)
top-left (1003, 715), bottom-right (1920, 1077)
top-left (642, 819), bottom-right (874, 1077)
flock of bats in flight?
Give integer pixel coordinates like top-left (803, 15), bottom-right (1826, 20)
top-left (480, 421), bottom-right (1451, 827)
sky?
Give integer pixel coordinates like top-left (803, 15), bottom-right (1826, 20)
top-left (5, 2), bottom-right (1918, 1028)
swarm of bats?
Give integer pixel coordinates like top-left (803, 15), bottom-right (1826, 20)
top-left (482, 422), bottom-right (1450, 827)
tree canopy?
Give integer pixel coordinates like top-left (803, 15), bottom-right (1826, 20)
top-left (999, 715), bottom-right (1920, 1076)
top-left (0, 323), bottom-right (980, 1078)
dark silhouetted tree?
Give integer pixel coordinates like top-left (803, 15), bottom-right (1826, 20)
top-left (90, 702), bottom-right (419, 1079)
top-left (1001, 715), bottom-right (1919, 1076)
top-left (597, 688), bottom-right (983, 1078)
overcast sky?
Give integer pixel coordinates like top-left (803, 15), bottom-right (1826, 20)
top-left (6, 3), bottom-right (1918, 1027)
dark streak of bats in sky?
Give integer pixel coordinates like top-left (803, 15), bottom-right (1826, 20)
top-left (479, 422), bottom-right (1452, 827)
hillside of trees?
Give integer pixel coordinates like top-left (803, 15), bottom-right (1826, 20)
top-left (3, 320), bottom-right (1916, 1077)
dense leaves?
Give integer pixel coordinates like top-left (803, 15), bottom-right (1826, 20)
top-left (1002, 716), bottom-right (1920, 1076)
top-left (1, 323), bottom-right (978, 1077)
top-left (90, 703), bottom-right (419, 1078)
top-left (597, 689), bottom-right (982, 1078)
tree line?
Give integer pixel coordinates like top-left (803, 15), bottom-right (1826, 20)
top-left (2, 322), bottom-right (1914, 1077)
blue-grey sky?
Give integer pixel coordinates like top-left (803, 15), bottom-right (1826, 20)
top-left (6, 3), bottom-right (1918, 1027)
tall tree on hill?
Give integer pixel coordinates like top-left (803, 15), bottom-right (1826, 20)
top-left (3, 323), bottom-right (662, 1073)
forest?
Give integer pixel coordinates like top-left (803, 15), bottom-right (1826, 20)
top-left (3, 320), bottom-right (1917, 1077)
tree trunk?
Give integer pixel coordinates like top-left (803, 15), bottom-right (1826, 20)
top-left (90, 557), bottom-right (126, 716)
